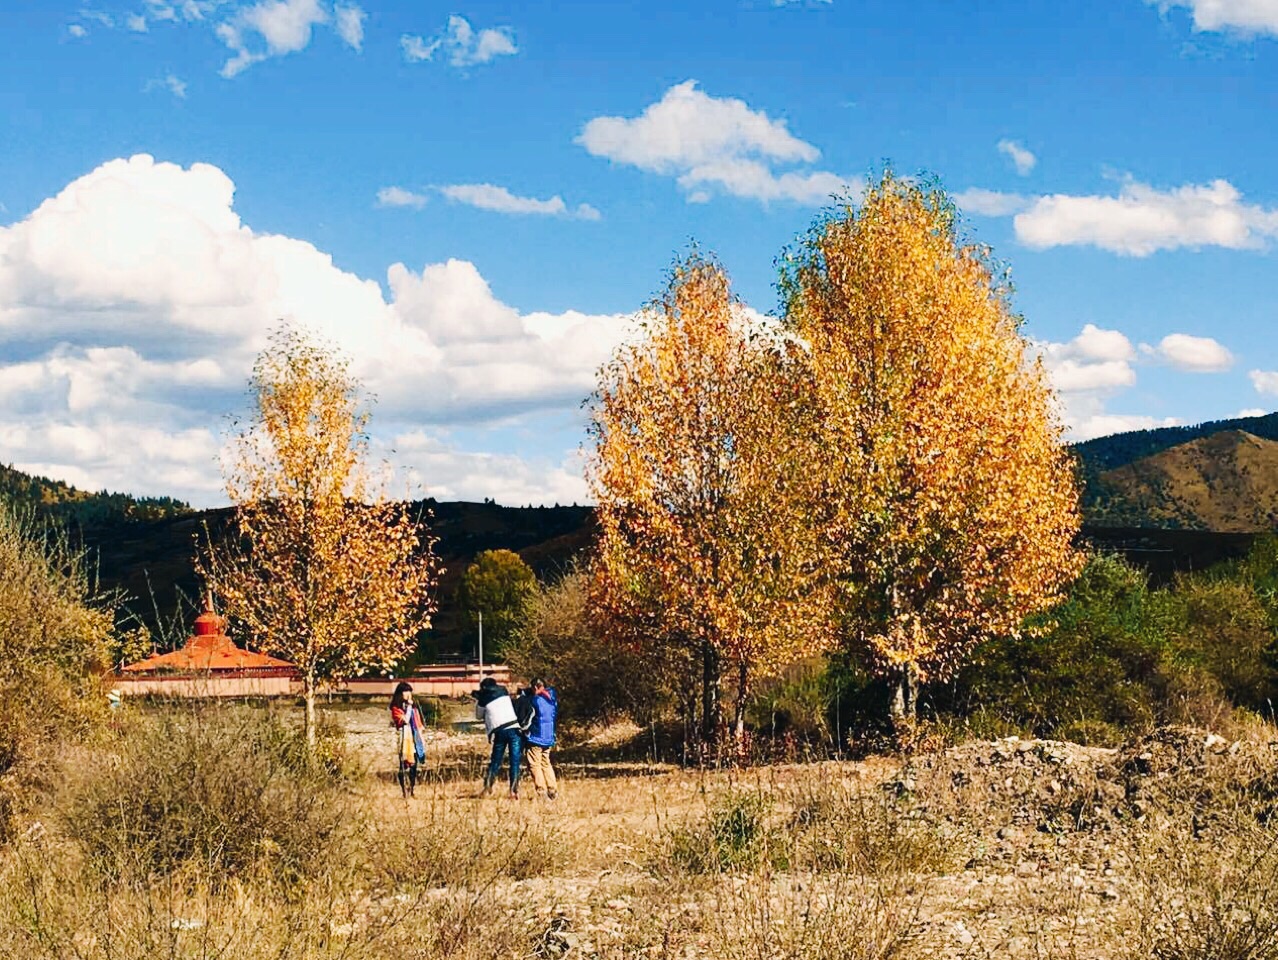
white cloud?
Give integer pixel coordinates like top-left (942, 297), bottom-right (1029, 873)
top-left (400, 34), bottom-right (431, 61)
top-left (376, 186), bottom-right (428, 209)
top-left (1150, 0), bottom-right (1278, 36)
top-left (954, 188), bottom-right (1031, 217)
top-left (1251, 370), bottom-right (1278, 395)
top-left (1067, 410), bottom-right (1184, 441)
top-left (438, 184), bottom-right (601, 220)
top-left (145, 73), bottom-right (189, 98)
top-left (1036, 324), bottom-right (1149, 440)
top-left (1237, 407), bottom-right (1269, 417)
top-left (216, 0), bottom-right (353, 77)
top-left (333, 3), bottom-right (364, 49)
top-left (1143, 333), bottom-right (1234, 371)
top-left (0, 155), bottom-right (636, 505)
top-left (388, 431), bottom-right (589, 505)
top-left (997, 139), bottom-right (1036, 175)
top-left (401, 15), bottom-right (517, 68)
top-left (79, 9), bottom-right (116, 28)
top-left (577, 80), bottom-right (856, 205)
top-left (1013, 178), bottom-right (1278, 255)
top-left (1035, 323), bottom-right (1239, 439)
top-left (68, 23), bottom-right (89, 37)
top-left (126, 13), bottom-right (149, 31)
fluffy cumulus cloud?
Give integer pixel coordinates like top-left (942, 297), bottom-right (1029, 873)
top-left (438, 184), bottom-right (600, 220)
top-left (333, 3), bottom-right (364, 50)
top-left (1036, 323), bottom-right (1137, 394)
top-left (1143, 333), bottom-right (1235, 371)
top-left (1252, 370), bottom-right (1278, 395)
top-left (1149, 0), bottom-right (1278, 36)
top-left (1013, 179), bottom-right (1278, 255)
top-left (997, 139), bottom-right (1037, 175)
top-left (400, 15), bottom-right (517, 68)
top-left (1034, 323), bottom-right (1200, 440)
top-left (577, 80), bottom-right (856, 205)
top-left (0, 155), bottom-right (634, 505)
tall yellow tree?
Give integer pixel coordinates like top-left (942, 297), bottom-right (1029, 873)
top-left (780, 174), bottom-right (1083, 719)
top-left (589, 254), bottom-right (832, 744)
top-left (199, 327), bottom-right (440, 744)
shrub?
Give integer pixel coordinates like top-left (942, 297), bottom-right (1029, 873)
top-left (1131, 824), bottom-right (1278, 960)
top-left (64, 703), bottom-right (355, 885)
top-left (666, 791), bottom-right (778, 873)
top-left (0, 503), bottom-right (115, 840)
top-left (746, 659), bottom-right (834, 746)
top-left (507, 565), bottom-right (670, 730)
top-left (785, 781), bottom-right (955, 876)
top-left (1170, 548), bottom-right (1278, 711)
top-left (941, 553), bottom-right (1184, 739)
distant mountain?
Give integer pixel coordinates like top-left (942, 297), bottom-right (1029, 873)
top-left (1084, 430), bottom-right (1278, 533)
top-left (1072, 411), bottom-right (1278, 473)
top-left (74, 497), bottom-right (593, 659)
top-left (7, 407), bottom-right (1277, 658)
top-left (0, 462), bottom-right (192, 527)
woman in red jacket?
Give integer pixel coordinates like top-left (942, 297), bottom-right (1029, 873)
top-left (390, 681), bottom-right (427, 798)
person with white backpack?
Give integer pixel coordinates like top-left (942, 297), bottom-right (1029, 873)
top-left (473, 676), bottom-right (523, 799)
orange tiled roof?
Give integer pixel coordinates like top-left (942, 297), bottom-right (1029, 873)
top-left (121, 604), bottom-right (294, 674)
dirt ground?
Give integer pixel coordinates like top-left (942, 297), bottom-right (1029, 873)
top-left (323, 700), bottom-right (1278, 959)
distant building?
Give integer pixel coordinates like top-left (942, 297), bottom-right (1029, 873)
top-left (117, 598), bottom-right (296, 697)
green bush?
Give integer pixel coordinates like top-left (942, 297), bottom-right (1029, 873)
top-left (746, 659), bottom-right (835, 746)
top-left (65, 704), bottom-right (356, 885)
top-left (666, 792), bottom-right (778, 873)
top-left (941, 553), bottom-right (1184, 738)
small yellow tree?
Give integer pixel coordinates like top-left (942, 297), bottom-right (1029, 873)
top-left (589, 254), bottom-right (832, 744)
top-left (780, 174), bottom-right (1083, 718)
top-left (200, 327), bottom-right (440, 743)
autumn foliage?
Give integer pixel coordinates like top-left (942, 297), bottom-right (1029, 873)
top-left (588, 255), bottom-right (833, 743)
top-left (589, 176), bottom-right (1083, 736)
top-left (200, 328), bottom-right (440, 743)
top-left (780, 174), bottom-right (1083, 716)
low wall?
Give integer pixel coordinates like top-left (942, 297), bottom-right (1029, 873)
top-left (113, 664), bottom-right (513, 700)
top-left (113, 674), bottom-right (296, 698)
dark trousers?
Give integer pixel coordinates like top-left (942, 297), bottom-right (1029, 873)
top-left (398, 761), bottom-right (418, 797)
top-left (485, 727), bottom-right (523, 792)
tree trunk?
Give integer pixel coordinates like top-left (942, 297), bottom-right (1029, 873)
top-left (888, 664), bottom-right (918, 722)
top-left (304, 672), bottom-right (317, 747)
top-left (701, 641), bottom-right (720, 747)
top-left (733, 659), bottom-right (748, 746)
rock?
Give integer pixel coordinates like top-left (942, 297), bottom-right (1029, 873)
top-left (997, 826), bottom-right (1020, 841)
top-left (1015, 860), bottom-right (1038, 877)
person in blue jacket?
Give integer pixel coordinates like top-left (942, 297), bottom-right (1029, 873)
top-left (524, 678), bottom-right (558, 800)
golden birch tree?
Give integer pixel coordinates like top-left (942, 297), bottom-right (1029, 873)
top-left (780, 173), bottom-right (1083, 719)
top-left (199, 327), bottom-right (439, 744)
top-left (589, 255), bottom-right (833, 745)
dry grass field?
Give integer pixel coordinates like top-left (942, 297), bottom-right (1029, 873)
top-left (4, 700), bottom-right (1278, 959)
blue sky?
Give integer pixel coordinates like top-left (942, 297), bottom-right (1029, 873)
top-left (1, 0), bottom-right (1276, 506)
